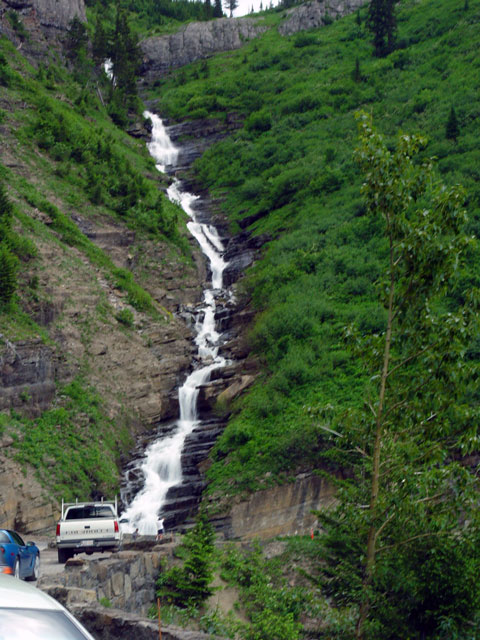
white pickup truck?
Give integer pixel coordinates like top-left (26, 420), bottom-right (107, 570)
top-left (55, 498), bottom-right (122, 563)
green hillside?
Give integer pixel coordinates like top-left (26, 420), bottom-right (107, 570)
top-left (0, 32), bottom-right (191, 499)
top-left (1, 0), bottom-right (479, 635)
top-left (145, 0), bottom-right (480, 496)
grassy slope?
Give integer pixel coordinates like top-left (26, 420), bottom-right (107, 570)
top-left (148, 0), bottom-right (480, 495)
top-left (0, 35), bottom-right (192, 500)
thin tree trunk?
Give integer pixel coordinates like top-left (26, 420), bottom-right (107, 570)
top-left (355, 231), bottom-right (395, 640)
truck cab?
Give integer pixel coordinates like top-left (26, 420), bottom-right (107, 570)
top-left (55, 498), bottom-right (122, 563)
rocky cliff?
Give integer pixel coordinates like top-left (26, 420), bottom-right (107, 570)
top-left (0, 0), bottom-right (86, 58)
top-left (140, 17), bottom-right (268, 81)
top-left (139, 1), bottom-right (368, 81)
top-left (278, 0), bottom-right (367, 35)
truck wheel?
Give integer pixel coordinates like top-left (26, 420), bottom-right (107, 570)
top-left (58, 548), bottom-right (71, 564)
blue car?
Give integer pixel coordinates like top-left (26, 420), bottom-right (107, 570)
top-left (0, 529), bottom-right (40, 581)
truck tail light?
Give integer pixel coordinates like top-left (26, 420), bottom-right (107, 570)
top-left (56, 523), bottom-right (61, 537)
top-left (114, 520), bottom-right (119, 533)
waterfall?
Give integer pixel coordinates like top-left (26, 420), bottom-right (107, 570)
top-left (120, 111), bottom-right (229, 535)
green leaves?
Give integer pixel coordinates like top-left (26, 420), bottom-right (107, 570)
top-left (156, 512), bottom-right (215, 608)
top-left (317, 114), bottom-right (480, 638)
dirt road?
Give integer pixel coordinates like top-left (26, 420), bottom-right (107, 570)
top-left (34, 536), bottom-right (115, 581)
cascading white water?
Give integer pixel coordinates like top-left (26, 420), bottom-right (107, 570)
top-left (120, 111), bottom-right (228, 534)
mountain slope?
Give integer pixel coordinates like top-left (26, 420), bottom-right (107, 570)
top-left (143, 0), bottom-right (480, 497)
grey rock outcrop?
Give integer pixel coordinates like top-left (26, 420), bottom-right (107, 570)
top-left (140, 18), bottom-right (267, 80)
top-left (0, 455), bottom-right (58, 533)
top-left (210, 473), bottom-right (336, 540)
top-left (0, 338), bottom-right (56, 415)
top-left (1, 0), bottom-right (86, 30)
top-left (278, 0), bottom-right (367, 35)
top-left (39, 548), bottom-right (167, 614)
top-left (70, 604), bottom-right (219, 640)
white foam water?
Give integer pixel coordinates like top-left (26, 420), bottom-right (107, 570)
top-left (120, 112), bottom-right (229, 534)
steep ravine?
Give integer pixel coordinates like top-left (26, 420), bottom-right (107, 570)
top-left (119, 113), bottom-right (260, 534)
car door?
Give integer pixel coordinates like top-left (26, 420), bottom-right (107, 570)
top-left (8, 531), bottom-right (32, 579)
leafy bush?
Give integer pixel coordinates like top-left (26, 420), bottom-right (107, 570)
top-left (115, 308), bottom-right (134, 327)
top-left (245, 109), bottom-right (272, 133)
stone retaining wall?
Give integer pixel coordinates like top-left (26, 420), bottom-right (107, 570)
top-left (40, 547), bottom-right (171, 614)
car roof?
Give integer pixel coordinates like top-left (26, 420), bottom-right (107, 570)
top-left (0, 574), bottom-right (61, 610)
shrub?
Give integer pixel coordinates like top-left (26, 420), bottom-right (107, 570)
top-left (245, 109), bottom-right (272, 133)
top-left (293, 33), bottom-right (317, 48)
top-left (115, 308), bottom-right (134, 327)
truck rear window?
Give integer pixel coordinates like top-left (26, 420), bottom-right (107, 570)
top-left (65, 506), bottom-right (114, 520)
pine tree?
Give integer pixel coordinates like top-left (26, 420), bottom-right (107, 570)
top-left (224, 0), bottom-right (238, 17)
top-left (156, 511), bottom-right (215, 608)
top-left (92, 16), bottom-right (109, 64)
top-left (446, 106), bottom-right (460, 142)
top-left (109, 8), bottom-right (141, 113)
top-left (65, 15), bottom-right (88, 61)
top-left (352, 57), bottom-right (362, 83)
top-left (213, 0), bottom-right (223, 17)
top-left (366, 0), bottom-right (397, 57)
top-left (0, 244), bottom-right (18, 306)
top-left (0, 182), bottom-right (13, 225)
top-left (181, 512), bottom-right (215, 606)
top-left (204, 0), bottom-right (213, 19)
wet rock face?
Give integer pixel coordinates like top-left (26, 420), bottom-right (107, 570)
top-left (140, 17), bottom-right (267, 80)
top-left (278, 0), bottom-right (366, 35)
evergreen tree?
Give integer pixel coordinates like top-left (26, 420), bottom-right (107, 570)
top-left (366, 0), bottom-right (397, 57)
top-left (0, 181), bottom-right (13, 225)
top-left (65, 15), bottom-right (88, 61)
top-left (181, 512), bottom-right (215, 605)
top-left (352, 57), bottom-right (362, 83)
top-left (446, 106), bottom-right (460, 142)
top-left (109, 7), bottom-right (141, 113)
top-left (316, 112), bottom-right (480, 639)
top-left (224, 0), bottom-right (238, 17)
top-left (156, 511), bottom-right (215, 608)
top-left (0, 244), bottom-right (18, 306)
top-left (213, 0), bottom-right (223, 17)
top-left (204, 0), bottom-right (213, 19)
top-left (92, 16), bottom-right (109, 64)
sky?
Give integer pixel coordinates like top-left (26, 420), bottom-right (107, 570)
top-left (232, 0), bottom-right (280, 18)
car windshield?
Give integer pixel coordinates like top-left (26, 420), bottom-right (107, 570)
top-left (65, 506), bottom-right (114, 520)
top-left (0, 608), bottom-right (92, 639)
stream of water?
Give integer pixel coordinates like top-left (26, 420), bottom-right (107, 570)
top-left (120, 112), bottom-right (229, 535)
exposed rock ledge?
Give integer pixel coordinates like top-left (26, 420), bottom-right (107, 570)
top-left (140, 17), bottom-right (268, 80)
top-left (278, 0), bottom-right (367, 36)
top-left (210, 473), bottom-right (335, 540)
top-left (0, 0), bottom-right (85, 31)
top-left (140, 1), bottom-right (368, 81)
